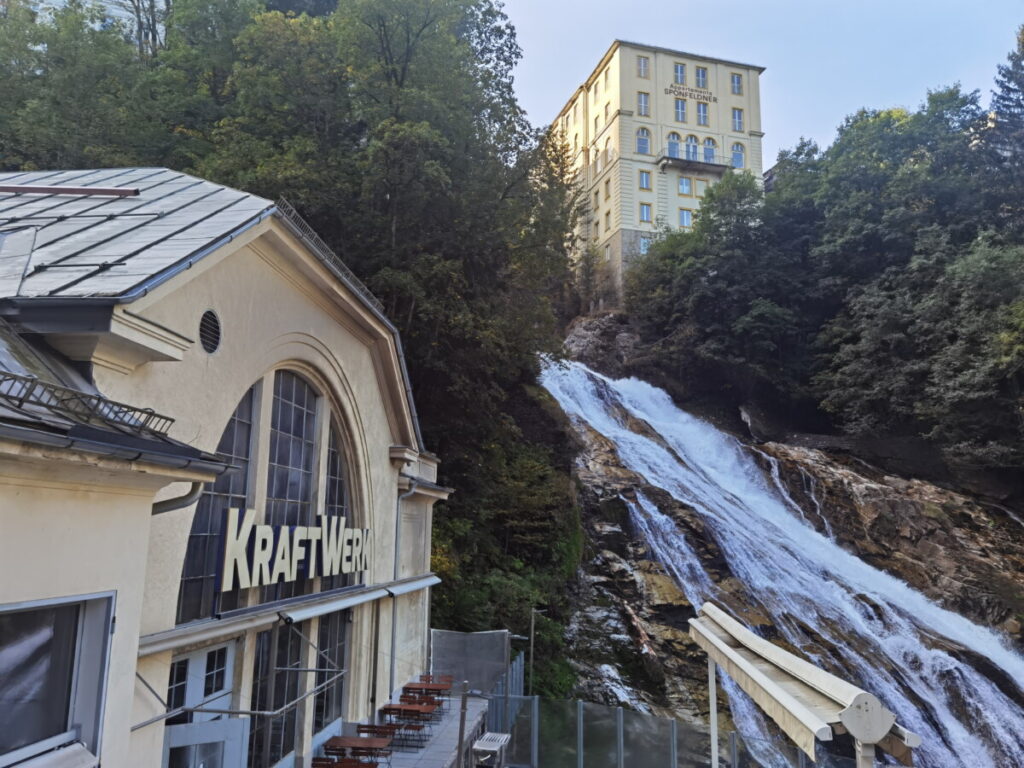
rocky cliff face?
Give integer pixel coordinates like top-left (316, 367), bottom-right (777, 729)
top-left (558, 315), bottom-right (1024, 736)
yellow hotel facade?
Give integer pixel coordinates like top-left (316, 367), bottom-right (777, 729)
top-left (555, 40), bottom-right (766, 301)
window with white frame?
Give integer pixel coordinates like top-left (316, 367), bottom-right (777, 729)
top-left (667, 132), bottom-right (681, 158)
top-left (636, 128), bottom-right (651, 154)
top-left (639, 236), bottom-right (651, 254)
top-left (732, 142), bottom-right (745, 168)
top-left (674, 62), bottom-right (686, 84)
top-left (604, 103), bottom-right (609, 121)
top-left (604, 178), bottom-right (611, 199)
top-left (312, 609), bottom-right (349, 732)
top-left (685, 135), bottom-right (699, 160)
top-left (639, 203), bottom-right (652, 223)
top-left (678, 176), bottom-right (692, 195)
top-left (637, 92), bottom-right (650, 117)
top-left (604, 210), bottom-right (611, 232)
top-left (731, 73), bottom-right (743, 94)
top-left (675, 98), bottom-right (686, 122)
top-left (637, 55), bottom-right (649, 78)
top-left (0, 596), bottom-right (112, 765)
top-left (732, 108), bottom-right (744, 132)
top-left (679, 209), bottom-right (693, 228)
top-left (696, 66), bottom-right (708, 89)
top-left (697, 102), bottom-right (709, 126)
top-left (703, 137), bottom-right (717, 163)
top-left (695, 178), bottom-right (708, 196)
top-left (639, 169), bottom-right (652, 190)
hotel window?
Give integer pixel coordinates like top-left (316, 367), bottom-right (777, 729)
top-left (639, 202), bottom-right (652, 223)
top-left (636, 127), bottom-right (651, 154)
top-left (697, 102), bottom-right (709, 126)
top-left (703, 137), bottom-right (717, 163)
top-left (573, 103), bottom-right (578, 123)
top-left (604, 243), bottom-right (611, 261)
top-left (604, 103), bottom-right (609, 121)
top-left (574, 134), bottom-right (578, 152)
top-left (604, 178), bottom-right (611, 199)
top-left (674, 62), bottom-right (686, 85)
top-left (685, 135), bottom-right (699, 160)
top-left (313, 609), bottom-right (349, 731)
top-left (696, 66), bottom-right (708, 89)
top-left (675, 98), bottom-right (686, 123)
top-left (678, 176), bottom-right (692, 195)
top-left (0, 596), bottom-right (112, 765)
top-left (695, 178), bottom-right (708, 196)
top-left (639, 236), bottom-right (651, 254)
top-left (594, 115), bottom-right (600, 133)
top-left (637, 55), bottom-right (649, 78)
top-left (731, 73), bottom-right (743, 94)
top-left (732, 108), bottom-right (744, 132)
top-left (593, 190), bottom-right (599, 211)
top-left (679, 209), bottom-right (693, 228)
top-left (604, 210), bottom-right (611, 231)
top-left (639, 169), bottom-right (652, 190)
top-left (732, 142), bottom-right (745, 168)
top-left (176, 369), bottom-right (360, 627)
top-left (604, 67), bottom-right (610, 87)
top-left (637, 92), bottom-right (650, 117)
top-left (667, 132), bottom-right (681, 158)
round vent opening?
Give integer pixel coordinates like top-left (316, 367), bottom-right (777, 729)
top-left (199, 310), bottom-right (221, 354)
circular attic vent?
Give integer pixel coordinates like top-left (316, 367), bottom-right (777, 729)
top-left (199, 310), bottom-right (221, 354)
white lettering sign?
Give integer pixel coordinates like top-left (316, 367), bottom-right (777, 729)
top-left (221, 510), bottom-right (372, 592)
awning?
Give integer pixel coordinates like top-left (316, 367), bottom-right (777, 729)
top-left (279, 588), bottom-right (390, 625)
top-left (385, 574), bottom-right (441, 597)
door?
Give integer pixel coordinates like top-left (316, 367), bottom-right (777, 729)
top-left (163, 643), bottom-right (248, 768)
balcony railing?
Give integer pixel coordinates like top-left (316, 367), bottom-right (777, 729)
top-left (657, 146), bottom-right (738, 174)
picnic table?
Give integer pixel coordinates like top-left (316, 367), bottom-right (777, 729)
top-left (381, 703), bottom-right (437, 717)
top-left (403, 681), bottom-right (452, 694)
top-left (324, 735), bottom-right (392, 753)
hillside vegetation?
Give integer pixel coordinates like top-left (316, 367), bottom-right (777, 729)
top-left (0, 0), bottom-right (582, 693)
top-left (625, 32), bottom-right (1024, 489)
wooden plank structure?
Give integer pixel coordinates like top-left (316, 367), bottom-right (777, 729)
top-left (689, 602), bottom-right (922, 767)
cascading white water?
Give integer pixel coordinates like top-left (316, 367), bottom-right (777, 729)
top-left (540, 359), bottom-right (1024, 768)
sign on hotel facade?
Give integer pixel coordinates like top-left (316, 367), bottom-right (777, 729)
top-left (0, 170), bottom-right (450, 768)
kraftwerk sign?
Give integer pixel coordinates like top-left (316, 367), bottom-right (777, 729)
top-left (220, 509), bottom-right (372, 591)
top-left (664, 84), bottom-right (718, 103)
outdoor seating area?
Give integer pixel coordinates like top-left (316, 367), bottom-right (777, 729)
top-left (316, 675), bottom-right (459, 766)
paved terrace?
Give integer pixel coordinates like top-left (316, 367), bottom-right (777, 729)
top-left (389, 696), bottom-right (490, 768)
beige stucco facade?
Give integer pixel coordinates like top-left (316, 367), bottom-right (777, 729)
top-left (0, 184), bottom-right (445, 768)
top-left (555, 40), bottom-right (766, 301)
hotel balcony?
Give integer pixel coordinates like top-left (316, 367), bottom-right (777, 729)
top-left (657, 145), bottom-right (735, 175)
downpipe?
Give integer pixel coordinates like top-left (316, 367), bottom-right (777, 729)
top-left (389, 479), bottom-right (418, 696)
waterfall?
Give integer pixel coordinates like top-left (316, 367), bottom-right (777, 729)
top-left (540, 359), bottom-right (1024, 768)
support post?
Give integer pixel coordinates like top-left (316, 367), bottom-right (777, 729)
top-left (576, 699), bottom-right (584, 768)
top-left (669, 718), bottom-right (678, 768)
top-left (729, 731), bottom-right (738, 768)
top-left (504, 631), bottom-right (512, 732)
top-left (616, 706), bottom-right (624, 768)
top-left (709, 658), bottom-right (719, 768)
top-left (531, 695), bottom-right (540, 768)
top-left (529, 608), bottom-right (536, 696)
top-left (854, 740), bottom-right (875, 768)
top-left (456, 680), bottom-right (469, 768)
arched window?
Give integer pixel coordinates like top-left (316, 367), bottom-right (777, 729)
top-left (685, 135), bottom-right (699, 161)
top-left (732, 142), bottom-right (745, 169)
top-left (636, 127), bottom-right (651, 155)
top-left (176, 370), bottom-right (359, 625)
top-left (703, 137), bottom-right (717, 164)
top-left (667, 132), bottom-right (681, 159)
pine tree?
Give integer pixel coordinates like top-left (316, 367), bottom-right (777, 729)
top-left (988, 26), bottom-right (1024, 196)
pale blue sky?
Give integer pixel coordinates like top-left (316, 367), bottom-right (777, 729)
top-left (504, 0), bottom-right (1024, 165)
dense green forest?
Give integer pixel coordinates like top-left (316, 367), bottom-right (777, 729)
top-left (0, 0), bottom-right (582, 692)
top-left (625, 32), bottom-right (1024, 486)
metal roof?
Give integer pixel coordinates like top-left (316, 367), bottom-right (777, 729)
top-left (0, 168), bottom-right (275, 299)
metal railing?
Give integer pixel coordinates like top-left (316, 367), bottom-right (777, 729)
top-left (274, 198), bottom-right (384, 312)
top-left (0, 369), bottom-right (174, 436)
top-left (658, 147), bottom-right (736, 169)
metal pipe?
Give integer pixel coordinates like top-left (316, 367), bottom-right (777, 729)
top-left (389, 479), bottom-right (418, 696)
top-left (709, 658), bottom-right (719, 768)
top-left (455, 680), bottom-right (469, 768)
top-left (0, 185), bottom-right (140, 197)
top-left (151, 481), bottom-right (204, 515)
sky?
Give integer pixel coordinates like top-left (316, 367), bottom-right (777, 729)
top-left (503, 0), bottom-right (1024, 165)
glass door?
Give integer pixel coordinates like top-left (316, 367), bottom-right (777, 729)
top-left (163, 644), bottom-right (247, 768)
